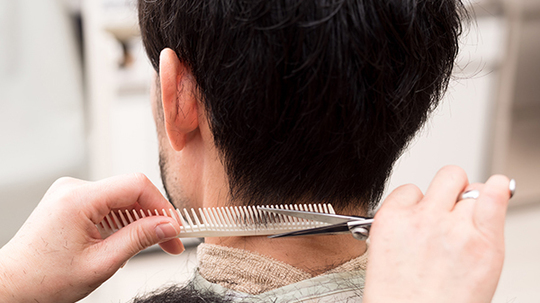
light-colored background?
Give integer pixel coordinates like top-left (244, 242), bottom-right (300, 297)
top-left (0, 0), bottom-right (539, 302)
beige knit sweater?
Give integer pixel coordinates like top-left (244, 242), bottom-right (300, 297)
top-left (197, 243), bottom-right (368, 295)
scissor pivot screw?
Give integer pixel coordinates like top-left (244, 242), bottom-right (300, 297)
top-left (350, 226), bottom-right (370, 241)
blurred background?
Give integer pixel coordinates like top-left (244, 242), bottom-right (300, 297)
top-left (0, 0), bottom-right (538, 301)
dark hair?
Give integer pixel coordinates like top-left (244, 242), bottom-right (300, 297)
top-left (132, 284), bottom-right (230, 303)
top-left (138, 0), bottom-right (466, 211)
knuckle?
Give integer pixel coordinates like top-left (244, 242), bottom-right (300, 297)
top-left (395, 183), bottom-right (414, 191)
top-left (51, 176), bottom-right (77, 188)
top-left (382, 184), bottom-right (423, 210)
top-left (491, 174), bottom-right (510, 181)
top-left (131, 224), bottom-right (156, 251)
top-left (46, 177), bottom-right (82, 202)
top-left (400, 184), bottom-right (423, 197)
top-left (374, 205), bottom-right (401, 223)
top-left (131, 173), bottom-right (151, 187)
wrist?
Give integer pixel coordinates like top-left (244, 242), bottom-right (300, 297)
top-left (0, 251), bottom-right (22, 301)
top-left (0, 247), bottom-right (42, 302)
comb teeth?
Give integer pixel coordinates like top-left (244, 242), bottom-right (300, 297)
top-left (96, 204), bottom-right (335, 239)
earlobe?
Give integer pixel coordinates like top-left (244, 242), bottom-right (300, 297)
top-left (159, 48), bottom-right (199, 151)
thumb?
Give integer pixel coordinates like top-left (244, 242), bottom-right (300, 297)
top-left (103, 217), bottom-right (184, 265)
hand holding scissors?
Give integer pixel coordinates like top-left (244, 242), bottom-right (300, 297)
top-left (262, 166), bottom-right (515, 303)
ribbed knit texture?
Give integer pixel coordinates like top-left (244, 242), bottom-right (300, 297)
top-left (197, 243), bottom-right (368, 295)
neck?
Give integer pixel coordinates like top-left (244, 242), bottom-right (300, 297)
top-left (205, 232), bottom-right (366, 275)
top-left (181, 125), bottom-right (367, 273)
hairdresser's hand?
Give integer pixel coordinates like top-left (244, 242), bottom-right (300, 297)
top-left (364, 166), bottom-right (512, 303)
top-left (0, 174), bottom-right (184, 303)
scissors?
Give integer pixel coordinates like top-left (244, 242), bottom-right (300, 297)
top-left (258, 207), bottom-right (374, 240)
top-left (259, 179), bottom-right (516, 241)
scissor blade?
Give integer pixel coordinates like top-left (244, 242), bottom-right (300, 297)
top-left (268, 223), bottom-right (351, 238)
top-left (258, 207), bottom-right (369, 225)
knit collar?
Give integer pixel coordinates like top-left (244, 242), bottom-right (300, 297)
top-left (197, 243), bottom-right (368, 295)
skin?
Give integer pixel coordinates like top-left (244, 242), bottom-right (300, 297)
top-left (364, 168), bottom-right (511, 303)
top-left (0, 174), bottom-right (184, 303)
top-left (0, 47), bottom-right (512, 302)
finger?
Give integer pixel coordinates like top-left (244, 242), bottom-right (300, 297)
top-left (451, 198), bottom-right (475, 220)
top-left (473, 175), bottom-right (511, 237)
top-left (452, 183), bottom-right (485, 213)
top-left (379, 184), bottom-right (424, 210)
top-left (422, 166), bottom-right (469, 212)
top-left (82, 174), bottom-right (173, 224)
top-left (159, 239), bottom-right (185, 255)
top-left (462, 183), bottom-right (485, 195)
top-left (99, 216), bottom-right (184, 267)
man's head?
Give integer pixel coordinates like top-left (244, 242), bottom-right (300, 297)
top-left (139, 0), bottom-right (466, 212)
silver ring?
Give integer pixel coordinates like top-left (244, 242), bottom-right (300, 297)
top-left (509, 179), bottom-right (516, 198)
top-left (458, 179), bottom-right (516, 202)
top-left (460, 190), bottom-right (480, 200)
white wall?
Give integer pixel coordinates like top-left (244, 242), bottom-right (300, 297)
top-left (0, 0), bottom-right (85, 245)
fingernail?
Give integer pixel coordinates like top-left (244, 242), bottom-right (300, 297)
top-left (120, 259), bottom-right (129, 269)
top-left (155, 223), bottom-right (179, 240)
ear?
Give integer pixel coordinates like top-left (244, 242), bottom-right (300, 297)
top-left (159, 48), bottom-right (199, 151)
